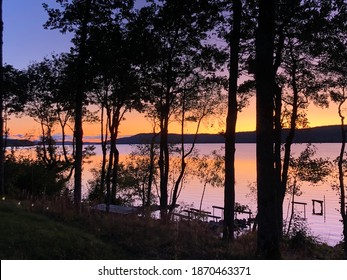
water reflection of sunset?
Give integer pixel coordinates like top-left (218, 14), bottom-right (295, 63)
top-left (6, 141), bottom-right (344, 246)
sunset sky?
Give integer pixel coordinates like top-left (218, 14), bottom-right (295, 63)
top-left (3, 0), bottom-right (343, 141)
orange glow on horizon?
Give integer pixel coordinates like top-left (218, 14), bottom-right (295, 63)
top-left (7, 100), bottom-right (344, 141)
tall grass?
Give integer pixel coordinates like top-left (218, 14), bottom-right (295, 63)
top-left (0, 197), bottom-right (344, 259)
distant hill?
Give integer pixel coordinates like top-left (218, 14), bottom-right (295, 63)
top-left (117, 133), bottom-right (226, 144)
top-left (283, 125), bottom-right (342, 143)
top-left (6, 139), bottom-right (35, 147)
top-left (4, 125), bottom-right (344, 146)
top-left (117, 125), bottom-right (344, 144)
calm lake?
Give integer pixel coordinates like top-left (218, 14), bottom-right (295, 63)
top-left (81, 143), bottom-right (344, 246)
top-left (11, 142), bottom-right (345, 246)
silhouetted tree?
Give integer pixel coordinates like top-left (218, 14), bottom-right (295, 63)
top-left (331, 86), bottom-right (347, 258)
top-left (285, 144), bottom-right (331, 235)
top-left (211, 0), bottom-right (257, 241)
top-left (195, 150), bottom-right (224, 211)
top-left (223, 0), bottom-right (241, 241)
top-left (2, 65), bottom-right (29, 136)
top-left (169, 75), bottom-right (225, 213)
top-left (44, 0), bottom-right (135, 208)
top-left (135, 0), bottom-right (223, 218)
top-left (318, 0), bottom-right (347, 257)
top-left (44, 0), bottom-right (95, 209)
top-left (255, 0), bottom-right (281, 259)
top-left (25, 56), bottom-right (85, 185)
top-left (253, 0), bottom-right (347, 253)
top-left (273, 0), bottom-right (341, 239)
top-left (50, 53), bottom-right (76, 163)
top-left (87, 4), bottom-right (143, 208)
top-left (26, 59), bottom-right (62, 169)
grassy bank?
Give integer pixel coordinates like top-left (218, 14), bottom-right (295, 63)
top-left (0, 198), bottom-right (344, 259)
top-left (0, 199), bottom-right (123, 259)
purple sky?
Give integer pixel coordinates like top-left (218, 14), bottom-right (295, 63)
top-left (3, 0), bottom-right (72, 69)
top-left (3, 0), bottom-right (147, 70)
top-left (2, 1), bottom-right (340, 135)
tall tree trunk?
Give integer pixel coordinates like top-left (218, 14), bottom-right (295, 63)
top-left (272, 1), bottom-right (293, 241)
top-left (173, 94), bottom-right (187, 212)
top-left (111, 144), bottom-right (119, 204)
top-left (111, 109), bottom-right (121, 205)
top-left (224, 0), bottom-right (241, 241)
top-left (159, 103), bottom-right (169, 218)
top-left (74, 0), bottom-right (91, 210)
top-left (255, 0), bottom-right (281, 259)
top-left (59, 118), bottom-right (69, 163)
top-left (286, 178), bottom-right (297, 235)
top-left (169, 92), bottom-right (187, 213)
top-left (170, 161), bottom-right (186, 213)
top-left (159, 50), bottom-right (175, 219)
top-left (39, 122), bottom-right (49, 167)
top-left (0, 0), bottom-right (3, 196)
top-left (274, 85), bottom-right (282, 238)
top-left (337, 95), bottom-right (347, 258)
top-left (279, 58), bottom-right (299, 238)
top-left (105, 109), bottom-right (115, 211)
top-left (146, 132), bottom-right (157, 207)
top-left (100, 104), bottom-right (108, 199)
top-left (169, 91), bottom-right (205, 213)
top-left (106, 106), bottom-right (123, 207)
top-left (74, 87), bottom-right (83, 210)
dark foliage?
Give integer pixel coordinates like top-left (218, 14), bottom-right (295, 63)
top-left (4, 153), bottom-right (66, 198)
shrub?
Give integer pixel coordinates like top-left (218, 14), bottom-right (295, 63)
top-left (4, 155), bottom-right (67, 198)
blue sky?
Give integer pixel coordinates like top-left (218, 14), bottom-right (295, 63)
top-left (3, 0), bottom-right (148, 69)
top-left (3, 0), bottom-right (72, 69)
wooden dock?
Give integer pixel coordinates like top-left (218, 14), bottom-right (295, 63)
top-left (94, 204), bottom-right (138, 215)
top-left (171, 208), bottom-right (221, 222)
top-left (171, 205), bottom-right (255, 229)
top-left (212, 205), bottom-right (254, 229)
